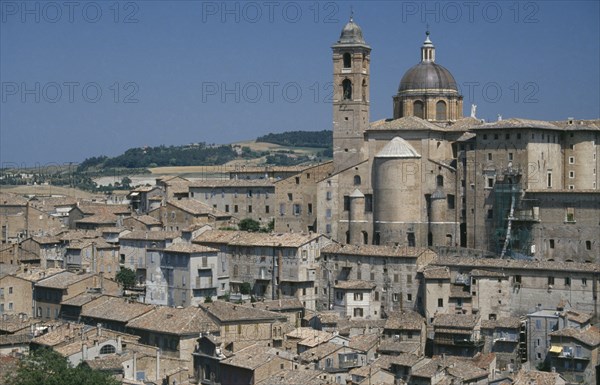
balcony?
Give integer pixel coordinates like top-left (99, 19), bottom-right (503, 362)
top-left (339, 359), bottom-right (360, 369)
top-left (435, 337), bottom-right (484, 347)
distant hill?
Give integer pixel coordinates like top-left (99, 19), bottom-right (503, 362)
top-left (256, 130), bottom-right (332, 148)
top-left (77, 143), bottom-right (239, 172)
top-left (76, 130), bottom-right (333, 172)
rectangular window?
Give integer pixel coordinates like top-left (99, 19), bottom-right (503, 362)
top-left (548, 276), bottom-right (555, 285)
top-left (569, 156), bottom-right (575, 164)
top-left (279, 204), bottom-right (285, 215)
top-left (343, 196), bottom-right (350, 211)
top-left (582, 278), bottom-right (587, 286)
top-left (407, 274), bottom-right (412, 284)
top-left (508, 153), bottom-right (513, 161)
top-left (393, 293), bottom-right (399, 302)
top-left (307, 203), bottom-right (312, 214)
top-left (487, 178), bottom-right (494, 188)
top-left (326, 191), bottom-right (332, 200)
top-left (225, 204), bottom-right (229, 212)
top-left (549, 239), bottom-right (555, 249)
top-left (356, 270), bottom-right (362, 280)
top-left (265, 205), bottom-right (270, 213)
top-left (564, 277), bottom-right (570, 286)
top-left (566, 207), bottom-right (575, 222)
top-left (248, 205), bottom-right (252, 213)
top-left (293, 204), bottom-right (301, 216)
top-left (393, 274), bottom-right (399, 283)
top-left (234, 205), bottom-right (239, 213)
top-left (407, 293), bottom-right (412, 301)
top-left (437, 298), bottom-right (443, 307)
top-left (547, 172), bottom-right (552, 188)
top-left (326, 209), bottom-right (332, 219)
top-left (287, 193), bottom-right (293, 201)
top-left (487, 153), bottom-right (493, 161)
top-left (353, 308), bottom-right (363, 317)
top-left (354, 293), bottom-right (363, 301)
top-left (370, 272), bottom-right (375, 280)
top-left (569, 171), bottom-right (575, 178)
top-left (586, 240), bottom-right (591, 250)
top-left (447, 194), bottom-right (455, 209)
top-left (365, 194), bottom-right (373, 212)
top-left (325, 224), bottom-right (331, 234)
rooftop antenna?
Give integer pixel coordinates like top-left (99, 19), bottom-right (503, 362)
top-left (350, 6), bottom-right (354, 22)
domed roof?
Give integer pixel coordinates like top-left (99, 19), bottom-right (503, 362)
top-left (375, 137), bottom-right (421, 158)
top-left (337, 17), bottom-right (366, 45)
top-left (398, 62), bottom-right (458, 93)
top-left (397, 31), bottom-right (458, 94)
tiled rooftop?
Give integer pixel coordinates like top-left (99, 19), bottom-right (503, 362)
top-left (384, 309), bottom-right (425, 331)
top-left (163, 243), bottom-right (218, 254)
top-left (433, 314), bottom-right (479, 329)
top-left (550, 326), bottom-right (600, 347)
top-left (299, 341), bottom-right (342, 362)
top-left (35, 271), bottom-right (94, 289)
top-left (200, 301), bottom-right (286, 323)
top-left (432, 256), bottom-right (600, 273)
top-left (127, 306), bottom-right (218, 335)
top-left (81, 296), bottom-right (154, 323)
top-left (120, 230), bottom-right (180, 241)
top-left (221, 344), bottom-right (285, 370)
top-left (334, 280), bottom-right (375, 290)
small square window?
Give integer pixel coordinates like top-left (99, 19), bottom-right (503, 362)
top-left (569, 156), bottom-right (575, 164)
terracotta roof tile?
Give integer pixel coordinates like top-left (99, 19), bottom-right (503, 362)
top-left (127, 306), bottom-right (218, 335)
top-left (81, 296), bottom-right (154, 323)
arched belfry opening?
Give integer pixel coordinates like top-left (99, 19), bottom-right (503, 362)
top-left (342, 79), bottom-right (352, 100)
top-left (343, 52), bottom-right (352, 68)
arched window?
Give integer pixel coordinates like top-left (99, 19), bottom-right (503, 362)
top-left (343, 53), bottom-right (352, 68)
top-left (362, 79), bottom-right (367, 101)
top-left (353, 175), bottom-right (361, 185)
top-left (342, 79), bottom-right (352, 100)
top-left (436, 175), bottom-right (444, 187)
top-left (436, 100), bottom-right (447, 121)
top-left (413, 101), bottom-right (424, 119)
top-left (100, 344), bottom-right (116, 355)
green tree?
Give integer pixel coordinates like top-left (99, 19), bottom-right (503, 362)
top-left (238, 218), bottom-right (260, 232)
top-left (115, 267), bottom-right (136, 289)
top-left (240, 282), bottom-right (252, 295)
top-left (10, 348), bottom-right (119, 385)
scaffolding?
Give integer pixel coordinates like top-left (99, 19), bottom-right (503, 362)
top-left (492, 169), bottom-right (536, 259)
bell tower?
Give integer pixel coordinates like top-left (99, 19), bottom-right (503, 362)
top-left (332, 15), bottom-right (371, 172)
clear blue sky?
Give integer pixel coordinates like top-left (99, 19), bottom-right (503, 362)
top-left (1, 1), bottom-right (599, 166)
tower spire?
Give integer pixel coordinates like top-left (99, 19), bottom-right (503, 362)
top-left (350, 6), bottom-right (354, 22)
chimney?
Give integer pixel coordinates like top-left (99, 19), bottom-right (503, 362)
top-left (96, 323), bottom-right (102, 337)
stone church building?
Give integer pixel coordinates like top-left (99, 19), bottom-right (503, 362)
top-left (313, 17), bottom-right (599, 263)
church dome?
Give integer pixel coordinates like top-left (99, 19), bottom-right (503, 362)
top-left (338, 17), bottom-right (365, 45)
top-left (397, 31), bottom-right (458, 94)
top-left (398, 62), bottom-right (458, 93)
